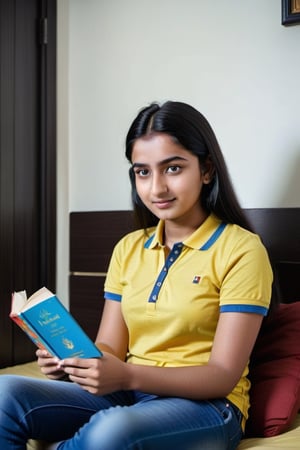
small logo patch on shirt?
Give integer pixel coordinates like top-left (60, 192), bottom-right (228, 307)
top-left (192, 275), bottom-right (201, 284)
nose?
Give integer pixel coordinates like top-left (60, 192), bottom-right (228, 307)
top-left (151, 172), bottom-right (168, 197)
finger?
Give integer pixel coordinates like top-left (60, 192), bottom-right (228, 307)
top-left (63, 366), bottom-right (89, 379)
top-left (36, 349), bottom-right (52, 358)
top-left (38, 356), bottom-right (61, 369)
top-left (68, 374), bottom-right (99, 392)
top-left (61, 358), bottom-right (93, 369)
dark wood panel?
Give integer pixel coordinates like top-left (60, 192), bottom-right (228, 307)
top-left (0, 0), bottom-right (16, 366)
top-left (275, 262), bottom-right (300, 303)
top-left (70, 210), bottom-right (135, 272)
top-left (244, 208), bottom-right (300, 262)
top-left (244, 208), bottom-right (300, 303)
top-left (69, 276), bottom-right (106, 341)
top-left (39, 0), bottom-right (57, 290)
top-left (0, 0), bottom-right (41, 366)
top-left (0, 0), bottom-right (56, 368)
top-left (13, 0), bottom-right (40, 294)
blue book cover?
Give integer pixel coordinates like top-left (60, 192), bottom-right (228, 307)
top-left (11, 288), bottom-right (102, 359)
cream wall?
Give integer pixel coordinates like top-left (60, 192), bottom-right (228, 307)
top-left (56, 0), bottom-right (300, 303)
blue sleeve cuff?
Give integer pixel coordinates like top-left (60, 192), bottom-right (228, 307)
top-left (220, 304), bottom-right (269, 316)
top-left (104, 291), bottom-right (122, 302)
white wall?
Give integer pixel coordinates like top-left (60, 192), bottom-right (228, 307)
top-left (56, 0), bottom-right (69, 304)
top-left (56, 0), bottom-right (300, 303)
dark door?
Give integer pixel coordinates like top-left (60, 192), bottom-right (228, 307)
top-left (0, 0), bottom-right (56, 367)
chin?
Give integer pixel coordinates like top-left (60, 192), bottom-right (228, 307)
top-left (155, 211), bottom-right (179, 221)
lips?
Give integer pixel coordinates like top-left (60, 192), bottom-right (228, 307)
top-left (152, 198), bottom-right (176, 208)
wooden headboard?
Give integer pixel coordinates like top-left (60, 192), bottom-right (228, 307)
top-left (69, 208), bottom-right (300, 340)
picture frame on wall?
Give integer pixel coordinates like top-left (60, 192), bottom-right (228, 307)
top-left (282, 0), bottom-right (300, 25)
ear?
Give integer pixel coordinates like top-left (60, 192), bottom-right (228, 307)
top-left (201, 157), bottom-right (215, 184)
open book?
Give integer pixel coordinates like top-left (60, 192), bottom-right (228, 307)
top-left (10, 287), bottom-right (102, 359)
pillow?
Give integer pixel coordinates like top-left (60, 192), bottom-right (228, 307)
top-left (245, 302), bottom-right (300, 438)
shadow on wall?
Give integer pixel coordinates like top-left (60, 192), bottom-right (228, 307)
top-left (277, 147), bottom-right (300, 207)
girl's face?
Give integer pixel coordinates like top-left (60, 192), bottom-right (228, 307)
top-left (131, 133), bottom-right (211, 226)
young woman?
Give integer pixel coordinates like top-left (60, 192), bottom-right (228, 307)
top-left (0, 101), bottom-right (273, 450)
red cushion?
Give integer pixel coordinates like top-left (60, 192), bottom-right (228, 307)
top-left (245, 302), bottom-right (300, 437)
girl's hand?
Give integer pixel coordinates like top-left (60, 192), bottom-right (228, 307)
top-left (36, 349), bottom-right (67, 380)
top-left (61, 352), bottom-right (129, 395)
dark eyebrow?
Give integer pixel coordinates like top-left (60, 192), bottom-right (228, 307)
top-left (132, 156), bottom-right (188, 169)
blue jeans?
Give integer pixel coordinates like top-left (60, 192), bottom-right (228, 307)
top-left (0, 375), bottom-right (243, 450)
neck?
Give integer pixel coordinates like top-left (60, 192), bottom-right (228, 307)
top-left (163, 211), bottom-right (209, 249)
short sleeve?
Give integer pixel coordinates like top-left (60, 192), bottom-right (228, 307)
top-left (219, 233), bottom-right (273, 315)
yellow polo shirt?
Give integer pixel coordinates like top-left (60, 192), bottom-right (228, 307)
top-left (104, 214), bottom-right (273, 426)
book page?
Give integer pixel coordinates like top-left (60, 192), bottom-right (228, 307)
top-left (12, 287), bottom-right (55, 314)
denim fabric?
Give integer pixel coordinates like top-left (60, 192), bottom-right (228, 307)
top-left (0, 375), bottom-right (242, 450)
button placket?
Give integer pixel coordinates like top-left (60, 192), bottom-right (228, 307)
top-left (147, 243), bottom-right (183, 305)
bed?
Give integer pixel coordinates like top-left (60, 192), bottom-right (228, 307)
top-left (0, 208), bottom-right (299, 450)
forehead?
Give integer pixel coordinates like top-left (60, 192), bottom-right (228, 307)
top-left (131, 133), bottom-right (195, 163)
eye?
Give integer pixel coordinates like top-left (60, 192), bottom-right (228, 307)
top-left (134, 168), bottom-right (149, 177)
top-left (166, 165), bottom-right (181, 174)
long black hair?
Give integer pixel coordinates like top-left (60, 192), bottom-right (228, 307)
top-left (126, 101), bottom-right (253, 232)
